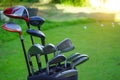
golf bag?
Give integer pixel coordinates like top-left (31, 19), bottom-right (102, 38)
top-left (28, 74), bottom-right (78, 80)
top-left (27, 65), bottom-right (78, 80)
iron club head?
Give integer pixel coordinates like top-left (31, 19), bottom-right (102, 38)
top-left (56, 38), bottom-right (75, 54)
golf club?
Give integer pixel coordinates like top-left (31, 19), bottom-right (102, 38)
top-left (55, 38), bottom-right (75, 55)
top-left (28, 43), bottom-right (56, 74)
top-left (3, 6), bottom-right (34, 44)
top-left (28, 44), bottom-right (44, 75)
top-left (47, 54), bottom-right (66, 75)
top-left (43, 43), bottom-right (56, 54)
top-left (27, 29), bottom-right (48, 63)
top-left (71, 55), bottom-right (89, 69)
top-left (67, 53), bottom-right (81, 62)
top-left (72, 54), bottom-right (88, 62)
top-left (65, 52), bottom-right (81, 68)
top-left (2, 22), bottom-right (31, 76)
top-left (28, 16), bottom-right (50, 66)
top-left (55, 69), bottom-right (78, 78)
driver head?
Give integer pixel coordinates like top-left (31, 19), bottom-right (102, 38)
top-left (3, 6), bottom-right (29, 22)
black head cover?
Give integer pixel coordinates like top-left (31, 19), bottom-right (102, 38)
top-left (26, 29), bottom-right (45, 38)
top-left (29, 16), bottom-right (45, 27)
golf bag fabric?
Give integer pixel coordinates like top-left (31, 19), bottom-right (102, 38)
top-left (28, 74), bottom-right (78, 80)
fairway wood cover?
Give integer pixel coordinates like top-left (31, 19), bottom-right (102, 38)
top-left (29, 16), bottom-right (45, 27)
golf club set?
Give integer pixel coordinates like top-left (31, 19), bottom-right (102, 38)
top-left (1, 6), bottom-right (89, 80)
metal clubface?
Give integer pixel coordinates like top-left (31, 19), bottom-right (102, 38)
top-left (28, 44), bottom-right (44, 75)
top-left (67, 53), bottom-right (81, 62)
top-left (43, 43), bottom-right (56, 54)
top-left (71, 54), bottom-right (89, 69)
top-left (28, 44), bottom-right (44, 56)
top-left (65, 52), bottom-right (81, 68)
top-left (56, 38), bottom-right (75, 54)
top-left (72, 54), bottom-right (88, 62)
top-left (47, 54), bottom-right (66, 75)
top-left (55, 69), bottom-right (78, 78)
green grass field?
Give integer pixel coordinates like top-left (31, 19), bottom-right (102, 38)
top-left (0, 19), bottom-right (120, 80)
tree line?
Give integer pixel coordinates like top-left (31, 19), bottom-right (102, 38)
top-left (0, 0), bottom-right (88, 7)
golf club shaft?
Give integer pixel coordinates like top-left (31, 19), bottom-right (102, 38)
top-left (20, 35), bottom-right (31, 76)
top-left (36, 55), bottom-right (42, 70)
top-left (38, 26), bottom-right (40, 30)
top-left (27, 23), bottom-right (43, 70)
top-left (41, 38), bottom-right (48, 63)
top-left (26, 22), bottom-right (34, 45)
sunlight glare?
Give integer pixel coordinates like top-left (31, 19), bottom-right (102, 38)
top-left (105, 0), bottom-right (120, 11)
top-left (90, 0), bottom-right (120, 12)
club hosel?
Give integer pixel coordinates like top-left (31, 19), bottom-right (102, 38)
top-left (26, 22), bottom-right (30, 29)
top-left (20, 35), bottom-right (24, 40)
top-left (38, 26), bottom-right (41, 30)
top-left (41, 38), bottom-right (45, 46)
top-left (26, 22), bottom-right (34, 45)
top-left (19, 35), bottom-right (31, 76)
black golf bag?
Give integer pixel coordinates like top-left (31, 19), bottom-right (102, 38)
top-left (27, 65), bottom-right (78, 80)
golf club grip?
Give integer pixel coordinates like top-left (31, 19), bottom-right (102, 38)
top-left (20, 38), bottom-right (31, 76)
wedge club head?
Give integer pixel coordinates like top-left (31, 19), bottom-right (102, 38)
top-left (56, 38), bottom-right (75, 54)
